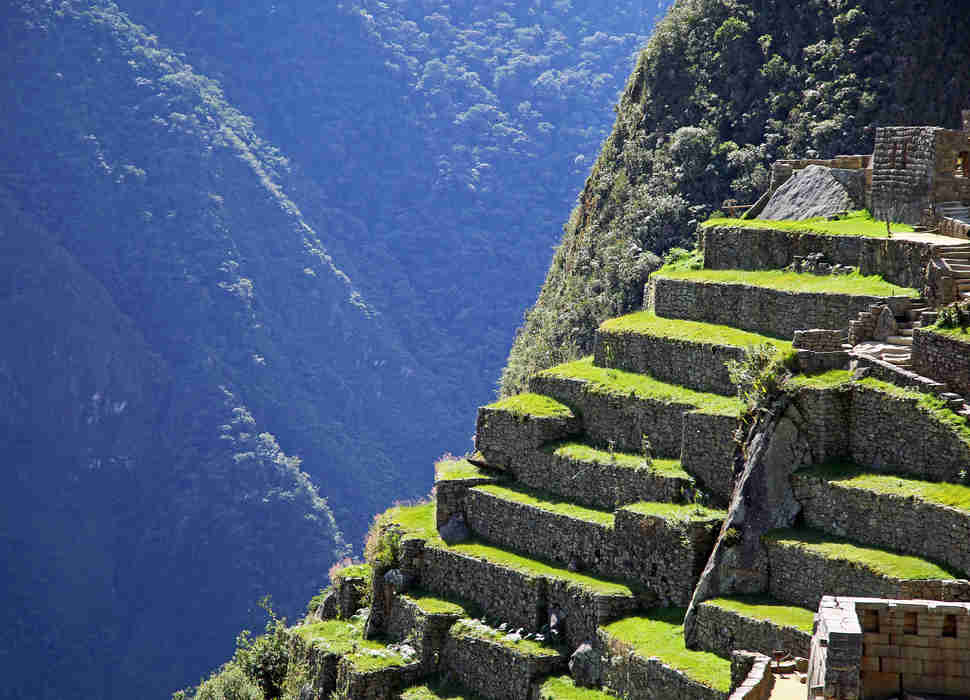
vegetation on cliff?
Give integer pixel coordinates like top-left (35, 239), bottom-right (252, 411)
top-left (502, 0), bottom-right (970, 394)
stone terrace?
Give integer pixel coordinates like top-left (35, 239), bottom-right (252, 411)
top-left (288, 215), bottom-right (970, 700)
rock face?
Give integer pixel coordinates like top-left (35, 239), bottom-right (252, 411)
top-left (569, 643), bottom-right (602, 687)
top-left (760, 165), bottom-right (865, 220)
top-left (439, 514), bottom-right (471, 545)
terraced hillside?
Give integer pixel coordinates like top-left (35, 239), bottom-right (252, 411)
top-left (240, 217), bottom-right (970, 700)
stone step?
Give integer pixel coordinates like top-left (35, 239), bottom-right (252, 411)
top-left (594, 311), bottom-right (791, 397)
top-left (599, 610), bottom-right (733, 700)
top-left (441, 618), bottom-right (565, 700)
top-left (528, 358), bottom-right (741, 503)
top-left (508, 440), bottom-right (695, 510)
top-left (762, 527), bottom-right (970, 612)
top-left (791, 464), bottom-right (970, 578)
top-left (694, 595), bottom-right (815, 659)
top-left (463, 483), bottom-right (723, 606)
top-left (885, 335), bottom-right (912, 345)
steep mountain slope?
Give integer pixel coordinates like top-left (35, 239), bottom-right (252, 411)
top-left (502, 0), bottom-right (970, 394)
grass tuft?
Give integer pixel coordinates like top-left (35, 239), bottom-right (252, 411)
top-left (702, 210), bottom-right (915, 238)
top-left (653, 267), bottom-right (918, 298)
top-left (400, 682), bottom-right (486, 700)
top-left (538, 357), bottom-right (742, 417)
top-left (603, 609), bottom-right (732, 692)
top-left (405, 593), bottom-right (467, 616)
top-left (786, 370), bottom-right (853, 389)
top-left (703, 595), bottom-right (815, 632)
top-left (293, 618), bottom-right (412, 670)
top-left (763, 528), bottom-right (962, 580)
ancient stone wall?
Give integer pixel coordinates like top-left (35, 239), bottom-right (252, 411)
top-left (600, 629), bottom-right (727, 700)
top-left (435, 474), bottom-right (497, 530)
top-left (701, 226), bottom-right (932, 292)
top-left (475, 406), bottom-right (581, 470)
top-left (595, 328), bottom-right (742, 396)
top-left (913, 327), bottom-right (970, 395)
top-left (650, 277), bottom-right (895, 340)
top-left (546, 580), bottom-right (639, 651)
top-left (528, 374), bottom-right (690, 455)
top-left (870, 127), bottom-right (939, 225)
top-left (792, 471), bottom-right (970, 579)
top-left (681, 411), bottom-right (738, 505)
top-left (505, 447), bottom-right (689, 510)
top-left (853, 353), bottom-right (947, 396)
top-left (933, 129), bottom-right (970, 205)
top-left (788, 386), bottom-right (852, 465)
top-left (694, 603), bottom-right (811, 659)
top-left (441, 628), bottom-right (563, 700)
top-left (728, 651), bottom-right (774, 700)
top-left (335, 658), bottom-right (424, 700)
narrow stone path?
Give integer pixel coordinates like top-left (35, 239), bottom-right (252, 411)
top-left (769, 672), bottom-right (806, 700)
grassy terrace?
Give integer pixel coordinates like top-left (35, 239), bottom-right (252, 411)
top-left (786, 369), bottom-right (853, 389)
top-left (703, 595), bottom-right (815, 633)
top-left (330, 562), bottom-right (371, 582)
top-left (925, 325), bottom-right (970, 343)
top-left (401, 682), bottom-right (485, 700)
top-left (472, 484), bottom-right (615, 527)
top-left (763, 528), bottom-right (961, 580)
top-left (603, 609), bottom-right (732, 693)
top-left (451, 618), bottom-right (561, 657)
top-left (600, 311), bottom-right (792, 349)
top-left (802, 462), bottom-right (970, 514)
top-left (702, 210), bottom-right (915, 238)
top-left (855, 377), bottom-right (970, 446)
top-left (537, 675), bottom-right (620, 699)
top-left (652, 267), bottom-right (918, 298)
top-left (549, 441), bottom-right (691, 480)
top-left (404, 592), bottom-right (467, 616)
top-left (621, 501), bottom-right (726, 523)
top-left (386, 502), bottom-right (633, 595)
top-left (293, 619), bottom-right (409, 670)
top-left (484, 392), bottom-right (574, 418)
top-left (435, 457), bottom-right (494, 482)
top-left (538, 357), bottom-right (743, 417)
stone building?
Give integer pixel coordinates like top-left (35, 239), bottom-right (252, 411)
top-left (870, 111), bottom-right (970, 227)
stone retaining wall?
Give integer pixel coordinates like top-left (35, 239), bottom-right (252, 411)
top-left (291, 639), bottom-right (340, 700)
top-left (506, 447), bottom-right (690, 510)
top-left (701, 226), bottom-right (932, 292)
top-left (853, 352), bottom-right (947, 395)
top-left (475, 405), bottom-right (581, 470)
top-left (913, 327), bottom-right (970, 395)
top-left (334, 658), bottom-right (424, 700)
top-left (547, 579), bottom-right (640, 650)
top-left (528, 374), bottom-right (689, 456)
top-left (420, 545), bottom-right (545, 632)
top-left (600, 630), bottom-right (727, 700)
top-left (694, 603), bottom-right (811, 659)
top-left (386, 595), bottom-right (462, 671)
top-left (464, 486), bottom-right (618, 577)
top-left (791, 472), bottom-right (970, 578)
top-left (594, 328), bottom-right (743, 396)
top-left (681, 411), bottom-right (738, 505)
top-left (441, 627), bottom-right (563, 700)
top-left (650, 276), bottom-right (897, 340)
top-left (435, 474), bottom-right (498, 530)
top-left (763, 538), bottom-right (970, 612)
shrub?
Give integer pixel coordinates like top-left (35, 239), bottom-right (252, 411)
top-left (725, 344), bottom-right (793, 410)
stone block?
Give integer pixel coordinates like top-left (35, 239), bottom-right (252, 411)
top-left (860, 670), bottom-right (900, 699)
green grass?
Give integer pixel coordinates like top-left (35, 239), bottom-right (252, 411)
top-left (537, 675), bottom-right (619, 699)
top-left (404, 593), bottom-right (467, 616)
top-left (539, 357), bottom-right (743, 417)
top-left (435, 457), bottom-right (492, 482)
top-left (450, 618), bottom-right (561, 657)
top-left (600, 311), bottom-right (792, 349)
top-left (925, 325), bottom-right (970, 343)
top-left (703, 595), bottom-right (815, 632)
top-left (441, 539), bottom-right (634, 596)
top-left (386, 502), bottom-right (441, 544)
top-left (331, 562), bottom-right (371, 582)
top-left (702, 210), bottom-right (915, 238)
top-left (473, 484), bottom-right (615, 527)
top-left (763, 528), bottom-right (961, 580)
top-left (293, 619), bottom-right (410, 670)
top-left (602, 609), bottom-right (732, 692)
top-left (621, 501), bottom-right (726, 523)
top-left (550, 441), bottom-right (691, 480)
top-left (485, 392), bottom-right (575, 418)
top-left (855, 377), bottom-right (970, 447)
top-left (804, 461), bottom-right (970, 513)
top-left (652, 267), bottom-right (918, 298)
top-left (786, 369), bottom-right (853, 389)
top-left (400, 683), bottom-right (487, 700)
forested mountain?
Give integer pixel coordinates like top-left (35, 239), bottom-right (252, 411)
top-left (0, 1), bottom-right (667, 698)
top-left (502, 0), bottom-right (970, 393)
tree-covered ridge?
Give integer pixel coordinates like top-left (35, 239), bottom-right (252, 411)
top-left (501, 0), bottom-right (970, 394)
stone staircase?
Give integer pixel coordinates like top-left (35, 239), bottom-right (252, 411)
top-left (288, 219), bottom-right (970, 700)
top-left (936, 241), bottom-right (970, 300)
top-left (939, 201), bottom-right (970, 239)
